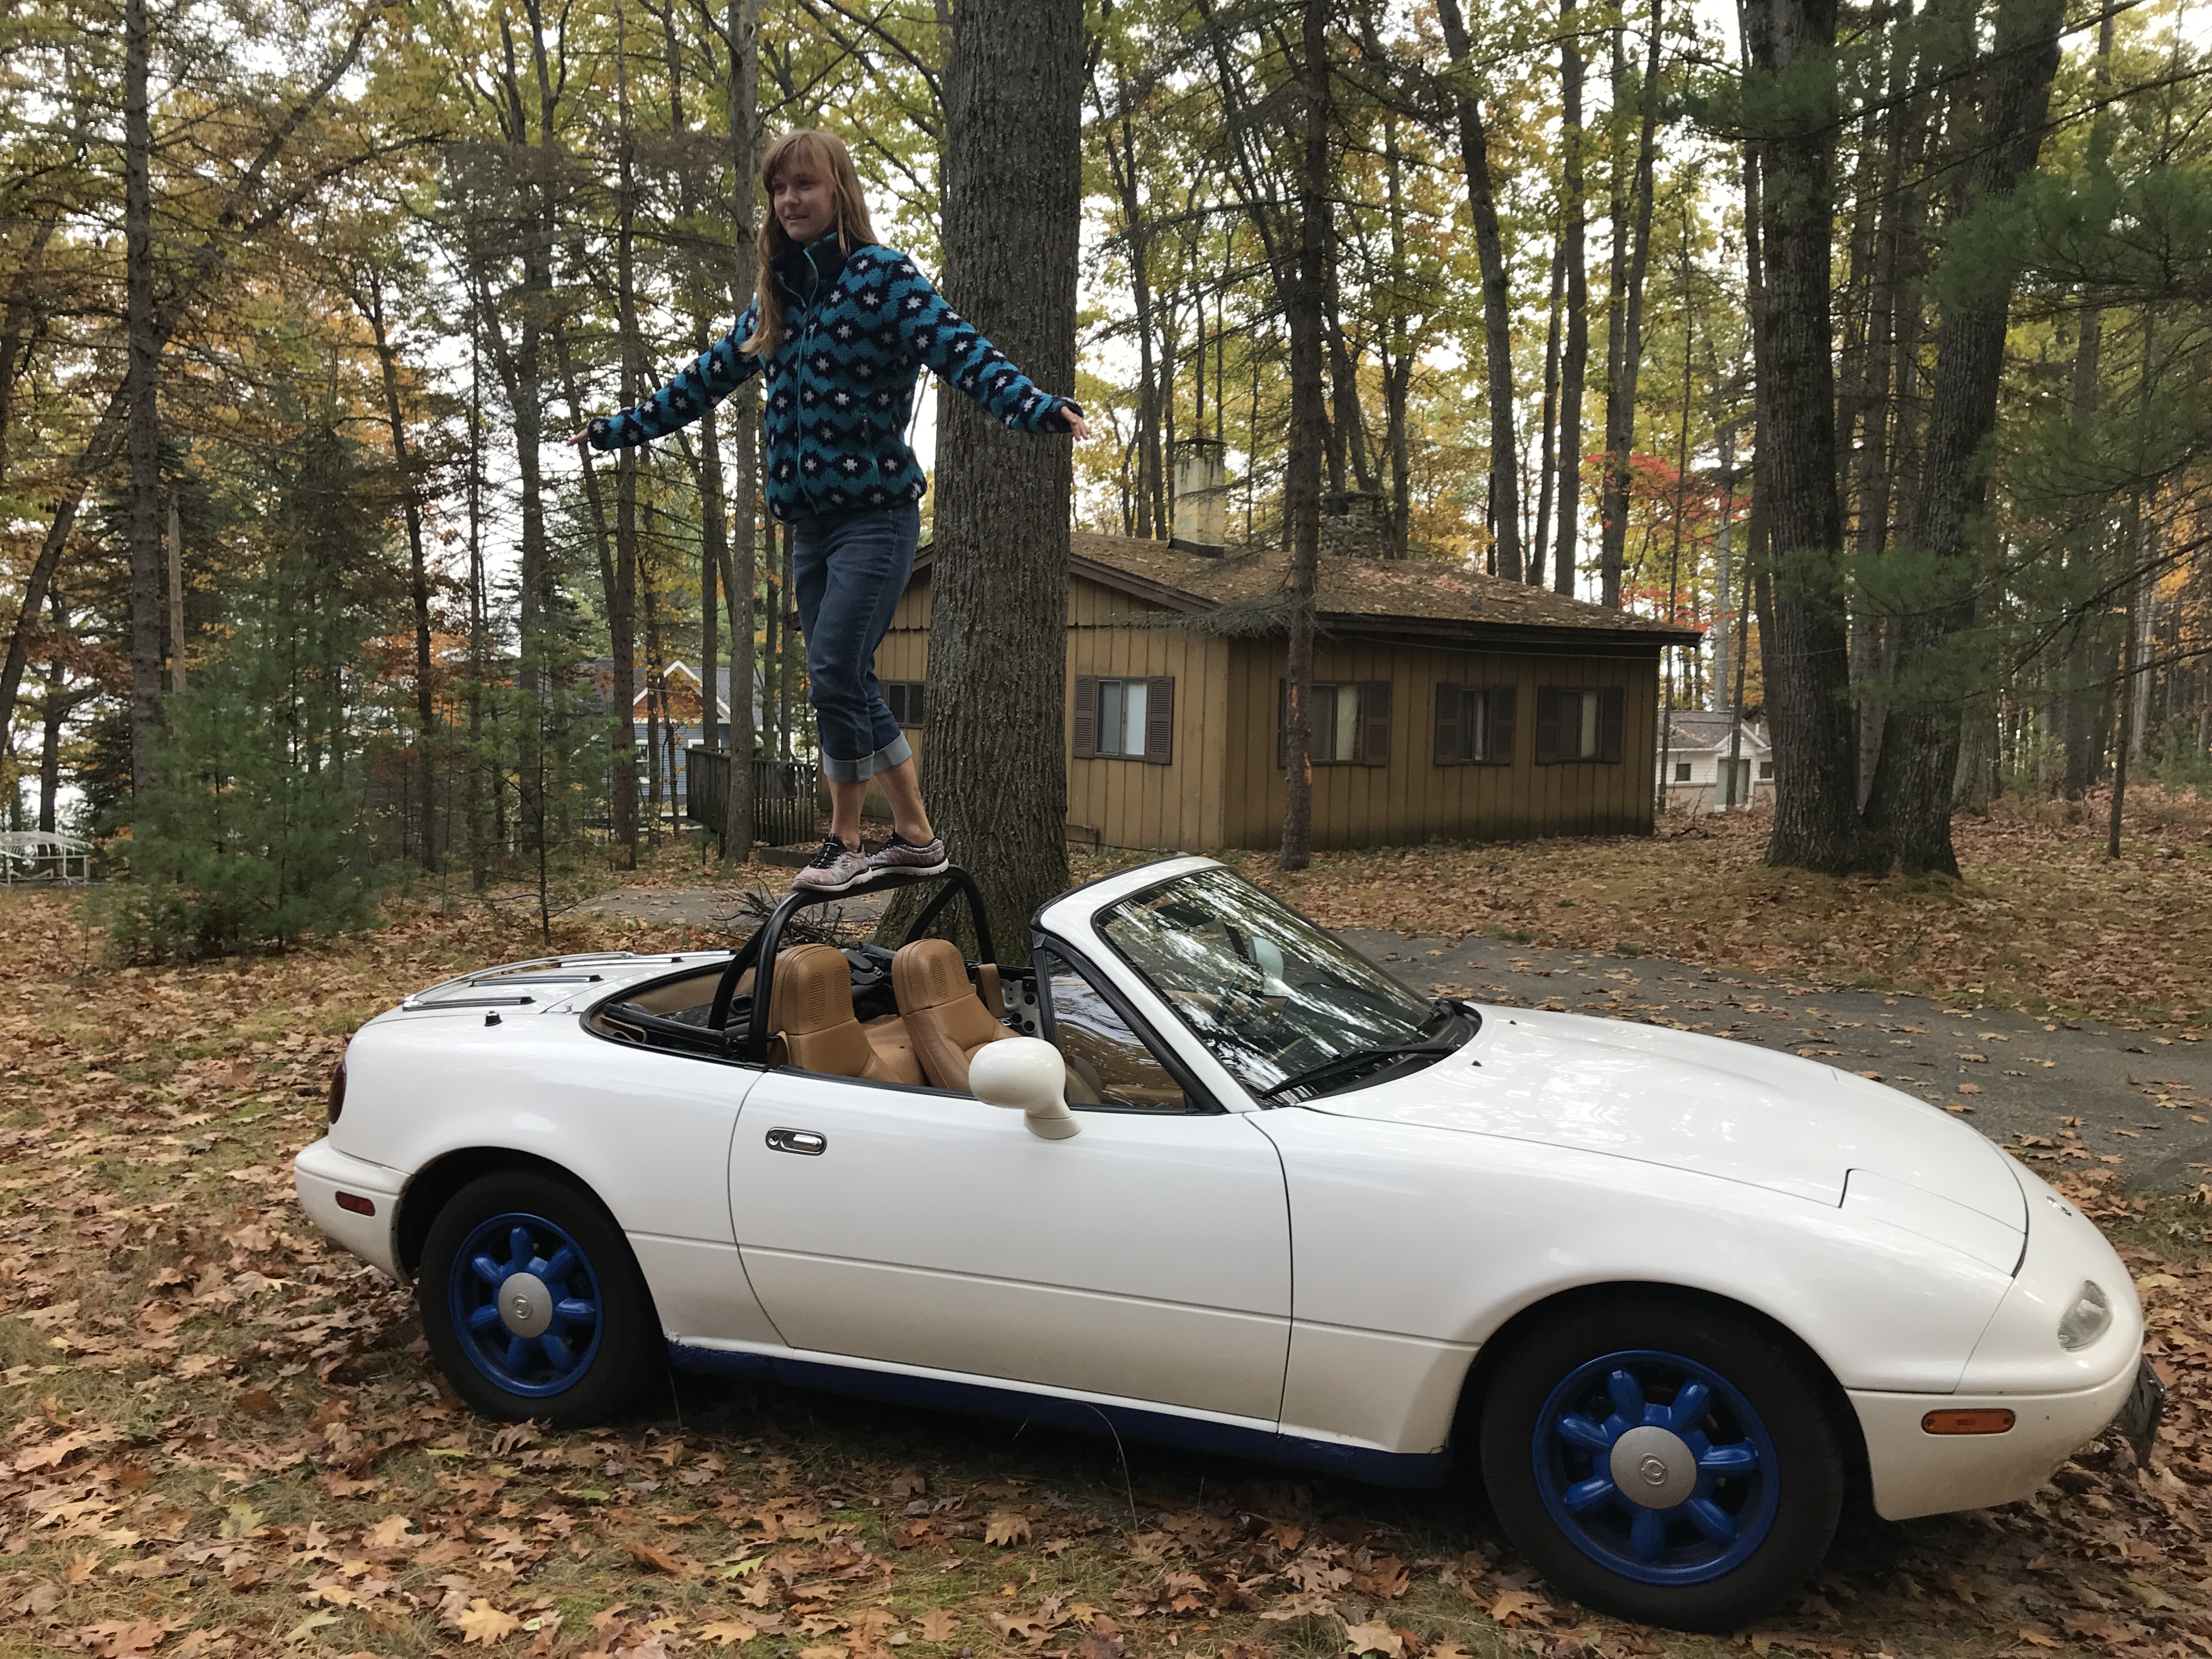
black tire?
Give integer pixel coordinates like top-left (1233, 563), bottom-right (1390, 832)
top-left (1478, 1292), bottom-right (1845, 1632)
top-left (417, 1169), bottom-right (658, 1427)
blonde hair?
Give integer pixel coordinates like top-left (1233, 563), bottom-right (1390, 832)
top-left (741, 129), bottom-right (881, 356)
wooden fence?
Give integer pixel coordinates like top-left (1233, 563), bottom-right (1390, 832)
top-left (685, 749), bottom-right (821, 848)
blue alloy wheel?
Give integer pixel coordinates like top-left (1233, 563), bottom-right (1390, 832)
top-left (447, 1211), bottom-right (607, 1397)
top-left (1531, 1348), bottom-right (1780, 1585)
top-left (1479, 1294), bottom-right (1842, 1632)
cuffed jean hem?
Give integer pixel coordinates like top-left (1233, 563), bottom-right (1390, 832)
top-left (822, 732), bottom-right (912, 785)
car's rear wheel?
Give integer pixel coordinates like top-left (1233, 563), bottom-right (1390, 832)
top-left (417, 1170), bottom-right (656, 1426)
top-left (1479, 1293), bottom-right (1844, 1632)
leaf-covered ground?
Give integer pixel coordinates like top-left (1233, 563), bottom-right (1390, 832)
top-left (4, 835), bottom-right (2211, 1659)
top-left (1203, 791), bottom-right (2212, 1031)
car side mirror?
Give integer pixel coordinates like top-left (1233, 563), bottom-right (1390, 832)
top-left (969, 1038), bottom-right (1082, 1140)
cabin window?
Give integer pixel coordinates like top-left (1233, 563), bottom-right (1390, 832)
top-left (882, 680), bottom-right (926, 728)
top-left (1534, 686), bottom-right (1624, 764)
top-left (1073, 675), bottom-right (1175, 764)
top-left (1434, 684), bottom-right (1516, 765)
top-left (1278, 680), bottom-right (1391, 767)
top-left (1759, 760), bottom-right (1775, 780)
top-left (1674, 761), bottom-right (1692, 782)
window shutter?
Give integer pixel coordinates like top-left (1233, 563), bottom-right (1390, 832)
top-left (1277, 678), bottom-right (1291, 770)
top-left (1434, 683), bottom-right (1462, 766)
top-left (1360, 681), bottom-right (1391, 766)
top-left (1072, 675), bottom-right (1097, 758)
top-left (1598, 686), bottom-right (1625, 763)
top-left (1143, 676), bottom-right (1174, 764)
top-left (911, 680), bottom-right (926, 725)
top-left (1534, 687), bottom-right (1562, 764)
top-left (1488, 686), bottom-right (1517, 764)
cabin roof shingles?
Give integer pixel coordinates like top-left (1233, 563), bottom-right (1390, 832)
top-left (1065, 531), bottom-right (1700, 643)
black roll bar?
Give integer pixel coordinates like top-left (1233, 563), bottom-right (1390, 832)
top-left (709, 865), bottom-right (995, 1062)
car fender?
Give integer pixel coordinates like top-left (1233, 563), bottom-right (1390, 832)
top-left (1256, 1106), bottom-right (2012, 1432)
top-left (334, 1008), bottom-right (757, 1245)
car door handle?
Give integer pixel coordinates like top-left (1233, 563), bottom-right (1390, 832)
top-left (765, 1127), bottom-right (826, 1156)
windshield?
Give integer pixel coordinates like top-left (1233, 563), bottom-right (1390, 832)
top-left (1095, 867), bottom-right (1468, 1099)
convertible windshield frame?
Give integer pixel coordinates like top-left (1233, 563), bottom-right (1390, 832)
top-left (1090, 866), bottom-right (1469, 1104)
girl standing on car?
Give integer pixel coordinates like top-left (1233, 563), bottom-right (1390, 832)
top-left (571, 128), bottom-right (1090, 893)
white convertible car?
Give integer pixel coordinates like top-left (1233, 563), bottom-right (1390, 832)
top-left (295, 858), bottom-right (2158, 1630)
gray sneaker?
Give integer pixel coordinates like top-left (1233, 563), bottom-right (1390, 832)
top-left (792, 834), bottom-right (870, 893)
top-left (868, 830), bottom-right (949, 876)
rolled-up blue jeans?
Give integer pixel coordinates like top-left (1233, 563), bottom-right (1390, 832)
top-left (791, 501), bottom-right (920, 784)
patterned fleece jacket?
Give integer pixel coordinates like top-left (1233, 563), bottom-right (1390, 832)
top-left (586, 232), bottom-right (1080, 520)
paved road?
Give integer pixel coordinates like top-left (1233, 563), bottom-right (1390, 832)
top-left (577, 887), bottom-right (2212, 1190)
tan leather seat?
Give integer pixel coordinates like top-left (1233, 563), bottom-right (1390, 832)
top-left (768, 945), bottom-right (922, 1085)
top-left (893, 939), bottom-right (1017, 1092)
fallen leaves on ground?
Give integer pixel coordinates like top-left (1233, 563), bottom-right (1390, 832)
top-left (1170, 789), bottom-right (2212, 1029)
top-left (3, 871), bottom-right (2212, 1659)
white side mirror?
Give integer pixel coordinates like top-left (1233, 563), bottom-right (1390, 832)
top-left (969, 1037), bottom-right (1082, 1139)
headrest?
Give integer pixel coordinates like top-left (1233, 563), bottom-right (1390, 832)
top-left (769, 944), bottom-right (858, 1035)
top-left (891, 938), bottom-right (975, 1013)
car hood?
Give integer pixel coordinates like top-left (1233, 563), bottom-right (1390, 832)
top-left (1308, 1005), bottom-right (2024, 1226)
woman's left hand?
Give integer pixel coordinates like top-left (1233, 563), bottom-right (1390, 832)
top-left (1060, 407), bottom-right (1092, 441)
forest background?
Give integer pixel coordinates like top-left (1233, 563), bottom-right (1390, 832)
top-left (3, 0), bottom-right (2210, 960)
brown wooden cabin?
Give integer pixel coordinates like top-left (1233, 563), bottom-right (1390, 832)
top-left (871, 532), bottom-right (1700, 853)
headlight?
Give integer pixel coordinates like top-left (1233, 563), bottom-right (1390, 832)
top-left (2057, 1280), bottom-right (2112, 1351)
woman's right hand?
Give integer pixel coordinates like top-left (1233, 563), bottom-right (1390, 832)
top-left (567, 428), bottom-right (593, 449)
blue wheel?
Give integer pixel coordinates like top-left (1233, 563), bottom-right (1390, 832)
top-left (1480, 1294), bottom-right (1843, 1631)
top-left (418, 1171), bottom-right (654, 1425)
top-left (448, 1212), bottom-right (607, 1397)
top-left (1531, 1350), bottom-right (1779, 1584)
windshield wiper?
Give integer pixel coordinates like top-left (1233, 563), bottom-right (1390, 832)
top-left (1257, 1041), bottom-right (1460, 1101)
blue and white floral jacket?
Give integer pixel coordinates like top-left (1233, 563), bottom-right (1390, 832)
top-left (586, 232), bottom-right (1079, 521)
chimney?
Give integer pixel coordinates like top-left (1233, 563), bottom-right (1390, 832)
top-left (1320, 489), bottom-right (1391, 557)
top-left (1171, 437), bottom-right (1228, 554)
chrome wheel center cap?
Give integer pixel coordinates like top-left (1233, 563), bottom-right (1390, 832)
top-left (1610, 1424), bottom-right (1697, 1509)
top-left (496, 1271), bottom-right (554, 1338)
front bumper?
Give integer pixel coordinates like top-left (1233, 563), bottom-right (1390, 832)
top-left (1850, 1355), bottom-right (2146, 1519)
top-left (292, 1137), bottom-right (407, 1280)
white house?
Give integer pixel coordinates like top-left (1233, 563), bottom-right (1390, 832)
top-left (1655, 710), bottom-right (1773, 813)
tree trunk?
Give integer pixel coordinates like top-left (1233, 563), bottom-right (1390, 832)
top-left (1742, 0), bottom-right (1886, 872)
top-left (38, 594), bottom-right (69, 833)
top-left (1380, 105), bottom-right (1413, 558)
top-left (2060, 5), bottom-right (2115, 800)
top-left (891, 0), bottom-right (1081, 960)
top-left (1554, 0), bottom-right (1589, 595)
top-left (1434, 0), bottom-right (1522, 584)
top-left (1863, 0), bottom-right (2063, 875)
top-left (1596, 0), bottom-right (1663, 610)
top-left (723, 0), bottom-right (759, 856)
top-left (466, 304), bottom-right (490, 890)
top-left (1278, 0), bottom-right (1331, 871)
top-left (125, 0), bottom-right (162, 795)
top-left (1533, 235), bottom-right (1566, 581)
top-left (364, 278), bottom-right (438, 871)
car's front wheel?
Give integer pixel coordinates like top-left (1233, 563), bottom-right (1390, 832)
top-left (417, 1170), bottom-right (657, 1426)
top-left (1479, 1293), bottom-right (1845, 1632)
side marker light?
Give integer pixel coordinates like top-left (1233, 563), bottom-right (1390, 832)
top-left (335, 1192), bottom-right (376, 1216)
top-left (1922, 1408), bottom-right (2015, 1435)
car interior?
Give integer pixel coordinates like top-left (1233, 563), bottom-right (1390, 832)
top-left (589, 935), bottom-right (1198, 1111)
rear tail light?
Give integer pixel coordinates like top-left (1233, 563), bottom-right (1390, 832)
top-left (328, 1059), bottom-right (347, 1125)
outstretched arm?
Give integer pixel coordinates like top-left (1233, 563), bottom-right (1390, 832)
top-left (882, 258), bottom-right (1086, 437)
top-left (569, 306), bottom-right (765, 450)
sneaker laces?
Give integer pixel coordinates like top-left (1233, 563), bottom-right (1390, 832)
top-left (806, 834), bottom-right (854, 868)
